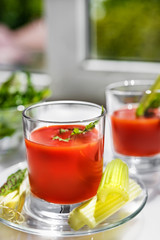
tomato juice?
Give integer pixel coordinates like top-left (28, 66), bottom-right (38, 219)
top-left (25, 125), bottom-right (103, 204)
top-left (111, 108), bottom-right (160, 157)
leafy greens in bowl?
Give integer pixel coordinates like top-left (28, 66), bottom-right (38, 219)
top-left (0, 71), bottom-right (51, 154)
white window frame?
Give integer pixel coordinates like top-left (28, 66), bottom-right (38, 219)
top-left (45, 0), bottom-right (160, 105)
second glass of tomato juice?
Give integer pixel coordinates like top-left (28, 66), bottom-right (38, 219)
top-left (22, 100), bottom-right (106, 219)
top-left (106, 80), bottom-right (160, 173)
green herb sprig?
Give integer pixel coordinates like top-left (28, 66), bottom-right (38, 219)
top-left (52, 136), bottom-right (71, 142)
top-left (59, 129), bottom-right (69, 133)
top-left (53, 106), bottom-right (105, 142)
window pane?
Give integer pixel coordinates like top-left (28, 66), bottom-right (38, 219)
top-left (89, 0), bottom-right (160, 62)
top-left (0, 0), bottom-right (46, 71)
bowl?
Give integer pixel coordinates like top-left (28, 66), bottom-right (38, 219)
top-left (0, 71), bottom-right (51, 155)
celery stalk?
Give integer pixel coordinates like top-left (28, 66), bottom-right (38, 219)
top-left (136, 75), bottom-right (160, 117)
top-left (97, 159), bottom-right (129, 202)
top-left (68, 178), bottom-right (141, 230)
top-left (68, 209), bottom-right (85, 231)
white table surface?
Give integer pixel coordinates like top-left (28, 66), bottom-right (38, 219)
top-left (0, 143), bottom-right (160, 240)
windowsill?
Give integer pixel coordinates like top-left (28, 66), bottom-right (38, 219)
top-left (81, 59), bottom-right (160, 74)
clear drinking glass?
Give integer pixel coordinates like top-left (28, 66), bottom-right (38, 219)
top-left (22, 100), bottom-right (105, 225)
top-left (106, 80), bottom-right (160, 174)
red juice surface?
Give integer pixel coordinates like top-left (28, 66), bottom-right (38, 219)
top-left (25, 125), bottom-right (103, 204)
top-left (111, 108), bottom-right (160, 156)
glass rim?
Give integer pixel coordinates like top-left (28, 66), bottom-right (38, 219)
top-left (22, 100), bottom-right (106, 124)
top-left (105, 79), bottom-right (160, 95)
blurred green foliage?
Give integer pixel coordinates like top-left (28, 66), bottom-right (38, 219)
top-left (0, 0), bottom-right (43, 29)
top-left (90, 0), bottom-right (160, 62)
top-left (0, 71), bottom-right (51, 108)
top-left (0, 71), bottom-right (51, 139)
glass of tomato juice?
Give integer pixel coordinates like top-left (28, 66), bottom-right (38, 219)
top-left (22, 100), bottom-right (105, 221)
top-left (106, 80), bottom-right (160, 173)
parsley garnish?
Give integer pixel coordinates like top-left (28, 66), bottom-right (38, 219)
top-left (71, 128), bottom-right (83, 135)
top-left (84, 120), bottom-right (99, 132)
top-left (59, 129), bottom-right (69, 133)
top-left (53, 136), bottom-right (71, 142)
top-left (52, 106), bottom-right (105, 142)
top-left (101, 105), bottom-right (104, 114)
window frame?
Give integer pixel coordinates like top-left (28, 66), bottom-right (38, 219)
top-left (45, 0), bottom-right (160, 105)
